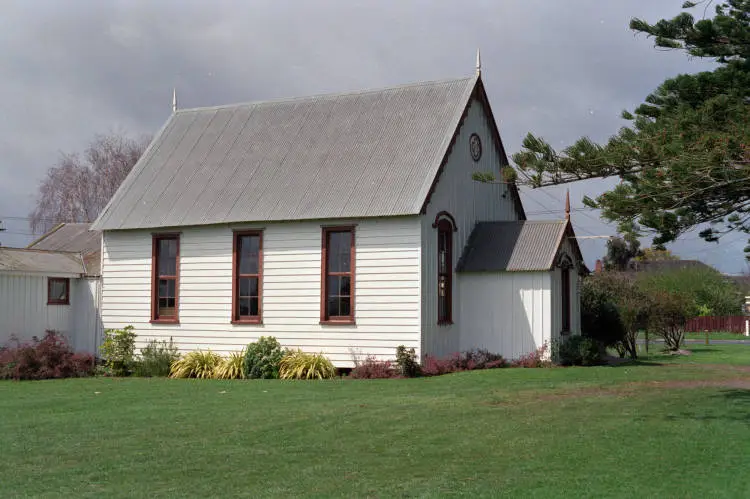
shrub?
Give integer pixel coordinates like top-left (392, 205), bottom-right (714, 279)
top-left (243, 337), bottom-right (285, 379)
top-left (279, 350), bottom-right (336, 380)
top-left (214, 350), bottom-right (246, 380)
top-left (581, 272), bottom-right (649, 359)
top-left (510, 343), bottom-right (550, 368)
top-left (0, 331), bottom-right (95, 380)
top-left (169, 350), bottom-right (223, 379)
top-left (133, 338), bottom-right (180, 377)
top-left (350, 357), bottom-right (399, 379)
top-left (395, 345), bottom-right (420, 378)
top-left (100, 325), bottom-right (137, 376)
top-left (558, 336), bottom-right (601, 366)
top-left (645, 290), bottom-right (697, 351)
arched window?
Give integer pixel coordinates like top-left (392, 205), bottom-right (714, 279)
top-left (435, 215), bottom-right (456, 324)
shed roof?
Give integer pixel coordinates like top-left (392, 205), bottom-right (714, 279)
top-left (28, 223), bottom-right (100, 254)
top-left (0, 248), bottom-right (85, 275)
top-left (456, 221), bottom-right (571, 272)
top-left (92, 75), bottom-right (506, 231)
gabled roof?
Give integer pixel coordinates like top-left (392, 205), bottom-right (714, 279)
top-left (0, 248), bottom-right (85, 275)
top-left (92, 75), bottom-right (523, 231)
top-left (28, 223), bottom-right (100, 254)
top-left (456, 220), bottom-right (578, 272)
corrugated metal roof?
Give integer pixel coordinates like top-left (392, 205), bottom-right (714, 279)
top-left (92, 76), bottom-right (479, 231)
top-left (28, 223), bottom-right (100, 254)
top-left (0, 248), bottom-right (85, 275)
top-left (456, 221), bottom-right (568, 272)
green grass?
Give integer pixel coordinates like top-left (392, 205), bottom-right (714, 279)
top-left (634, 343), bottom-right (750, 366)
top-left (2, 347), bottom-right (750, 498)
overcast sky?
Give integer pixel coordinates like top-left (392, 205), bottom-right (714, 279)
top-left (0, 0), bottom-right (746, 273)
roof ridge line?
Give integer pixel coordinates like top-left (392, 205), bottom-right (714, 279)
top-left (174, 75), bottom-right (477, 114)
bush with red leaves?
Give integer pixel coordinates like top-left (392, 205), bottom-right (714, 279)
top-left (421, 349), bottom-right (507, 377)
top-left (350, 357), bottom-right (400, 379)
top-left (0, 331), bottom-right (95, 380)
top-left (509, 343), bottom-right (551, 368)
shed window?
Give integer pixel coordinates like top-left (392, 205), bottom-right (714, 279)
top-left (151, 235), bottom-right (179, 323)
top-left (233, 231), bottom-right (262, 323)
top-left (437, 218), bottom-right (453, 324)
top-left (321, 227), bottom-right (355, 324)
top-left (47, 278), bottom-right (70, 305)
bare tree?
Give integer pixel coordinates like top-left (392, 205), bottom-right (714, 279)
top-left (29, 132), bottom-right (151, 233)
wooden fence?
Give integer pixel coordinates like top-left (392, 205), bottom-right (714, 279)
top-left (685, 316), bottom-right (747, 334)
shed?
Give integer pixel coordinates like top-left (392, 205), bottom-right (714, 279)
top-left (0, 224), bottom-right (102, 353)
top-left (456, 220), bottom-right (586, 359)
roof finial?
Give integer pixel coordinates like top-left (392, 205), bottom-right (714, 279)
top-left (565, 189), bottom-right (571, 220)
top-left (475, 48), bottom-right (482, 76)
top-left (172, 88), bottom-right (177, 113)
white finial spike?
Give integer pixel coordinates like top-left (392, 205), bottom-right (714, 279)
top-left (172, 88), bottom-right (177, 113)
top-left (476, 48), bottom-right (482, 76)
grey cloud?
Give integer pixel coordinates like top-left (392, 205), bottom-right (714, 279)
top-left (0, 0), bottom-right (744, 271)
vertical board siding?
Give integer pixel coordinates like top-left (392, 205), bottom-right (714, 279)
top-left (421, 96), bottom-right (521, 358)
top-left (458, 272), bottom-right (551, 360)
top-left (101, 216), bottom-right (421, 367)
top-left (72, 278), bottom-right (103, 353)
top-left (0, 273), bottom-right (99, 351)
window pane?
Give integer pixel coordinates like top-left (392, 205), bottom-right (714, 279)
top-left (49, 280), bottom-right (67, 301)
top-left (239, 277), bottom-right (250, 297)
top-left (239, 298), bottom-right (250, 317)
top-left (238, 235), bottom-right (260, 274)
top-left (250, 297), bottom-right (259, 317)
top-left (327, 231), bottom-right (351, 273)
top-left (339, 297), bottom-right (351, 317)
top-left (339, 276), bottom-right (350, 296)
top-left (158, 238), bottom-right (177, 276)
top-left (327, 296), bottom-right (339, 317)
top-left (327, 275), bottom-right (339, 298)
top-left (159, 279), bottom-right (175, 299)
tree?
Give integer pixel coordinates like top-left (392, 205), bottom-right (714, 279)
top-left (603, 234), bottom-right (642, 271)
top-left (30, 132), bottom-right (150, 233)
top-left (637, 265), bottom-right (742, 315)
top-left (636, 247), bottom-right (680, 262)
top-left (475, 1), bottom-right (750, 257)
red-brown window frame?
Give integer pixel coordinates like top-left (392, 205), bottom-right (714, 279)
top-left (320, 226), bottom-right (355, 325)
top-left (47, 278), bottom-right (70, 305)
top-left (151, 233), bottom-right (180, 324)
top-left (437, 217), bottom-right (454, 325)
top-left (232, 230), bottom-right (263, 324)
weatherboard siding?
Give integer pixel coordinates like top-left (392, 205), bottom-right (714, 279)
top-left (101, 217), bottom-right (421, 367)
top-left (421, 95), bottom-right (522, 358)
top-left (458, 272), bottom-right (551, 360)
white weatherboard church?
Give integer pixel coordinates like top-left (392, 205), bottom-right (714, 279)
top-left (92, 58), bottom-right (585, 366)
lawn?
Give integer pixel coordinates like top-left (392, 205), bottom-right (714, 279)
top-left (2, 347), bottom-right (750, 498)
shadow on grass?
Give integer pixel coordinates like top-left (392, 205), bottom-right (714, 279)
top-left (664, 389), bottom-right (750, 423)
